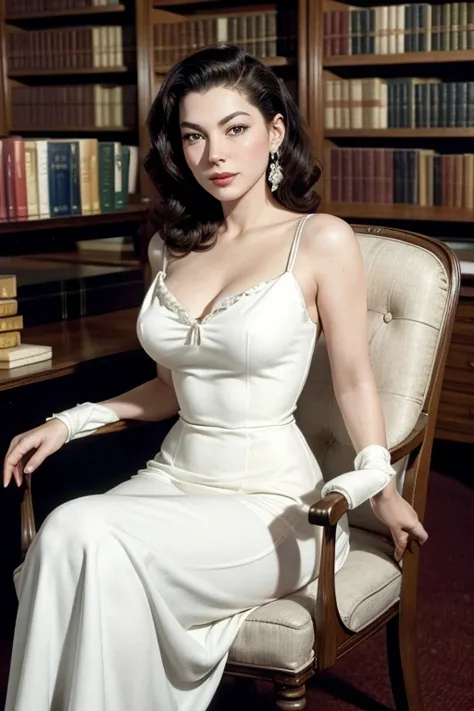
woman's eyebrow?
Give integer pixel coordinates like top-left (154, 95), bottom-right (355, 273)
top-left (180, 111), bottom-right (251, 130)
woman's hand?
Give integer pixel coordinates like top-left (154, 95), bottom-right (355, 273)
top-left (3, 419), bottom-right (69, 488)
top-left (371, 489), bottom-right (428, 562)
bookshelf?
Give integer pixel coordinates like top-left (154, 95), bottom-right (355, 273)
top-left (314, 0), bottom-right (474, 231)
top-left (0, 0), bottom-right (310, 390)
top-left (0, 0), bottom-right (146, 223)
top-left (149, 0), bottom-right (309, 122)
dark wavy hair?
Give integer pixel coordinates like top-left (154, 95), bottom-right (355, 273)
top-left (145, 43), bottom-right (321, 255)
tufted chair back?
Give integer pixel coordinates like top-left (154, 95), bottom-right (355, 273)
top-left (295, 226), bottom-right (451, 534)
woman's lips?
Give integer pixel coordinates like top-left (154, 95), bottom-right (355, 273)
top-left (210, 173), bottom-right (237, 187)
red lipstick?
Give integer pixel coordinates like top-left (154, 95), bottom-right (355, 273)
top-left (210, 172), bottom-right (237, 187)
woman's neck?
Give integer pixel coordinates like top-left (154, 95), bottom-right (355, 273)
top-left (219, 179), bottom-right (282, 240)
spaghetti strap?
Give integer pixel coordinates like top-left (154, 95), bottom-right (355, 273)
top-left (162, 244), bottom-right (168, 274)
top-left (286, 214), bottom-right (314, 273)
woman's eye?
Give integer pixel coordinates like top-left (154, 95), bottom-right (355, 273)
top-left (183, 133), bottom-right (202, 143)
top-left (228, 125), bottom-right (248, 136)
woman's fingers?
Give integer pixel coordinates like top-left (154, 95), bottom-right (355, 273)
top-left (21, 444), bottom-right (52, 476)
top-left (3, 434), bottom-right (41, 487)
top-left (393, 529), bottom-right (409, 562)
top-left (411, 519), bottom-right (429, 546)
top-left (392, 519), bottom-right (428, 562)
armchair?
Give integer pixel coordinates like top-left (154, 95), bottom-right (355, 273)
top-left (18, 225), bottom-right (460, 711)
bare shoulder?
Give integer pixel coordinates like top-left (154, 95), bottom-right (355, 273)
top-left (304, 213), bottom-right (356, 252)
top-left (301, 213), bottom-right (360, 264)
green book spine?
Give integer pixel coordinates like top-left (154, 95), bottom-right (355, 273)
top-left (69, 141), bottom-right (81, 216)
top-left (447, 82), bottom-right (457, 127)
top-left (121, 146), bottom-right (130, 206)
top-left (467, 82), bottom-right (474, 127)
top-left (441, 3), bottom-right (451, 50)
top-left (98, 142), bottom-right (115, 212)
top-left (451, 2), bottom-right (459, 50)
top-left (440, 83), bottom-right (449, 128)
top-left (430, 82), bottom-right (440, 128)
top-left (456, 82), bottom-right (468, 127)
top-left (114, 144), bottom-right (125, 209)
top-left (431, 4), bottom-right (441, 50)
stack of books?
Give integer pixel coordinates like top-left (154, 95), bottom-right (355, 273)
top-left (0, 274), bottom-right (52, 370)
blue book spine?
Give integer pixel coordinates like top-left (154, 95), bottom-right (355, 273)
top-left (47, 142), bottom-right (72, 217)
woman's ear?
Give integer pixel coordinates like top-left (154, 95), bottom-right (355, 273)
top-left (269, 113), bottom-right (285, 152)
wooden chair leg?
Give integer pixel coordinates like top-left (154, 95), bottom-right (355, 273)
top-left (274, 681), bottom-right (306, 710)
top-left (386, 613), bottom-right (424, 711)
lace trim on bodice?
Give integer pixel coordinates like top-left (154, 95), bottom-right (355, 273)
top-left (153, 271), bottom-right (276, 345)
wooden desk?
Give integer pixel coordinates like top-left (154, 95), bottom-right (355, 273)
top-left (0, 308), bottom-right (141, 392)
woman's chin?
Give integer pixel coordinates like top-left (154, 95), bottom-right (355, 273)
top-left (205, 184), bottom-right (246, 201)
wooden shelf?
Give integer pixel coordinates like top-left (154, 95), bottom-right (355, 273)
top-left (153, 0), bottom-right (224, 6)
top-left (0, 307), bottom-right (141, 392)
top-left (11, 126), bottom-right (137, 133)
top-left (154, 56), bottom-right (295, 74)
top-left (325, 203), bottom-right (474, 223)
top-left (323, 50), bottom-right (474, 67)
top-left (5, 4), bottom-right (126, 21)
top-left (0, 202), bottom-right (150, 235)
top-left (325, 128), bottom-right (474, 138)
top-left (8, 67), bottom-right (131, 77)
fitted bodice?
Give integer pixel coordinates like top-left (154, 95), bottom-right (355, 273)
top-left (137, 214), bottom-right (318, 430)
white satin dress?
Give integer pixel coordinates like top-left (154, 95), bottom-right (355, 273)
top-left (6, 213), bottom-right (350, 711)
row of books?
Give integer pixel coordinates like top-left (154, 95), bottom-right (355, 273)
top-left (325, 78), bottom-right (474, 130)
top-left (5, 0), bottom-right (122, 14)
top-left (11, 84), bottom-right (137, 130)
top-left (0, 137), bottom-right (139, 220)
top-left (0, 275), bottom-right (52, 371)
top-left (7, 26), bottom-right (135, 71)
top-left (326, 148), bottom-right (474, 208)
top-left (153, 10), bottom-right (297, 66)
top-left (323, 3), bottom-right (474, 57)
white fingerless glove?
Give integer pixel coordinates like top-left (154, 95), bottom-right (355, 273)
top-left (46, 402), bottom-right (120, 443)
top-left (321, 444), bottom-right (396, 510)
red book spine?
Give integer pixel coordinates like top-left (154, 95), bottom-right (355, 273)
top-left (352, 148), bottom-right (363, 202)
top-left (13, 138), bottom-right (28, 218)
top-left (0, 141), bottom-right (7, 220)
top-left (330, 147), bottom-right (342, 201)
top-left (384, 149), bottom-right (394, 204)
top-left (373, 149), bottom-right (385, 203)
top-left (2, 138), bottom-right (17, 218)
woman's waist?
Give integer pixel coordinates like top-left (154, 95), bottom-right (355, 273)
top-left (150, 416), bottom-right (321, 490)
top-left (177, 413), bottom-right (296, 431)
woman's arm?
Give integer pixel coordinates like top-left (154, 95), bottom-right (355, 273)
top-left (312, 216), bottom-right (388, 453)
top-left (308, 215), bottom-right (427, 558)
top-left (100, 366), bottom-right (179, 422)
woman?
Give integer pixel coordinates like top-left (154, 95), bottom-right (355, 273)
top-left (3, 44), bottom-right (427, 711)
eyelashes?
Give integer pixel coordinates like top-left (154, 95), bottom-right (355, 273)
top-left (182, 125), bottom-right (250, 143)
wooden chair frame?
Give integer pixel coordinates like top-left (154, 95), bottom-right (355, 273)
top-left (18, 225), bottom-right (460, 711)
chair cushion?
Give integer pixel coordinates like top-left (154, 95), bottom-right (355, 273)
top-left (228, 528), bottom-right (401, 673)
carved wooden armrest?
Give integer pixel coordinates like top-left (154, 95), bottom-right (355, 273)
top-left (309, 412), bottom-right (428, 528)
top-left (306, 412), bottom-right (428, 668)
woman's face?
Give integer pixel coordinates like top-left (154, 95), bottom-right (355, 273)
top-left (179, 86), bottom-right (284, 201)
